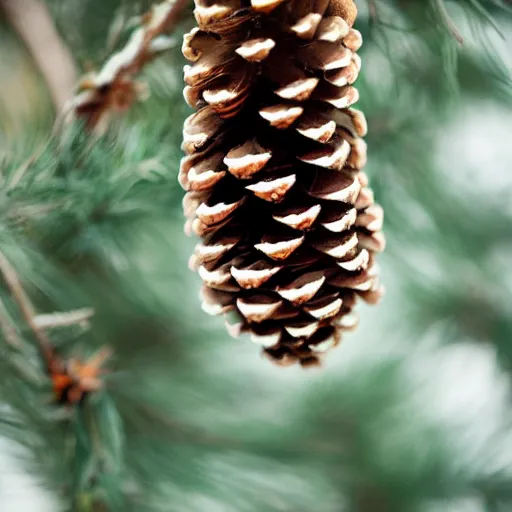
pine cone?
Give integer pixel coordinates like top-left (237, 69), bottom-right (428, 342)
top-left (180, 0), bottom-right (385, 367)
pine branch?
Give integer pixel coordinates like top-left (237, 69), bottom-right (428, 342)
top-left (364, 0), bottom-right (511, 86)
top-left (70, 0), bottom-right (189, 132)
top-left (0, 249), bottom-right (109, 406)
top-left (0, 249), bottom-right (54, 365)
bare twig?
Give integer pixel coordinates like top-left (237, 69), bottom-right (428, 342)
top-left (367, 0), bottom-right (378, 25)
top-left (33, 308), bottom-right (94, 330)
top-left (1, 0), bottom-right (77, 113)
top-left (0, 250), bottom-right (54, 364)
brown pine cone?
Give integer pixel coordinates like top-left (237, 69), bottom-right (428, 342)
top-left (180, 0), bottom-right (385, 367)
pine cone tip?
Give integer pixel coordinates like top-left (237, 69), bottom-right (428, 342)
top-left (328, 0), bottom-right (357, 27)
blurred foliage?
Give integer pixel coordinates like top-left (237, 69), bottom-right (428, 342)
top-left (0, 0), bottom-right (512, 511)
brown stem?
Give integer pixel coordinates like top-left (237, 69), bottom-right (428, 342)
top-left (0, 250), bottom-right (54, 364)
top-left (367, 0), bottom-right (378, 25)
top-left (1, 0), bottom-right (77, 113)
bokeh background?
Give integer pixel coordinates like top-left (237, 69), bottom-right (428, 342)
top-left (1, 0), bottom-right (512, 510)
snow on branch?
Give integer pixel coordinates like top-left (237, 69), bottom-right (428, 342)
top-left (71, 0), bottom-right (189, 132)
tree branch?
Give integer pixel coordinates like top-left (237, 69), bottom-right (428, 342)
top-left (0, 250), bottom-right (54, 364)
top-left (71, 0), bottom-right (189, 132)
top-left (33, 308), bottom-right (94, 330)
